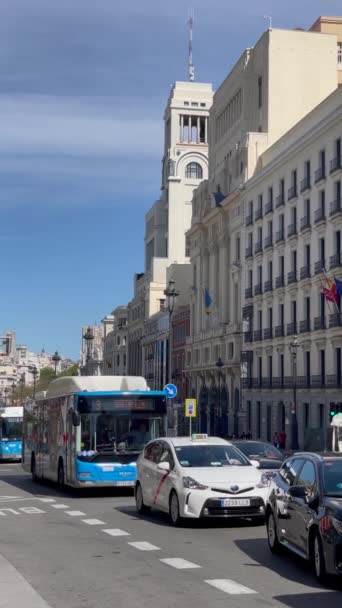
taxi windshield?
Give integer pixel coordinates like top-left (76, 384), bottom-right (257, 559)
top-left (174, 445), bottom-right (250, 467)
top-left (323, 460), bottom-right (342, 496)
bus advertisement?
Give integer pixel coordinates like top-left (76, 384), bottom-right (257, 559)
top-left (22, 376), bottom-right (167, 488)
top-left (0, 406), bottom-right (23, 461)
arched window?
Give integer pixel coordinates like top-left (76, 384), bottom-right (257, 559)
top-left (185, 162), bottom-right (203, 179)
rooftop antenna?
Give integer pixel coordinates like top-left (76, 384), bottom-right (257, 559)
top-left (187, 9), bottom-right (195, 81)
top-left (264, 15), bottom-right (272, 30)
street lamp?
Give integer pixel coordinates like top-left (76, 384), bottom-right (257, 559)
top-left (290, 335), bottom-right (299, 450)
top-left (11, 382), bottom-right (16, 406)
top-left (83, 326), bottom-right (94, 375)
top-left (215, 357), bottom-right (224, 436)
top-left (164, 278), bottom-right (180, 434)
top-left (4, 387), bottom-right (9, 407)
top-left (31, 366), bottom-right (38, 399)
top-left (19, 374), bottom-right (25, 402)
top-left (52, 351), bottom-right (61, 377)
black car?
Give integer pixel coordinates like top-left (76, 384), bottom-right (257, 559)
top-left (231, 440), bottom-right (284, 473)
top-left (266, 452), bottom-right (342, 582)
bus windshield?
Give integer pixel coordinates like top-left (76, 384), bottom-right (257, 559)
top-left (0, 418), bottom-right (23, 441)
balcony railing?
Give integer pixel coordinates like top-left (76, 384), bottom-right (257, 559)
top-left (314, 166), bottom-right (326, 183)
top-left (300, 176), bottom-right (311, 192)
top-left (264, 279), bottom-right (273, 293)
top-left (245, 287), bottom-right (253, 300)
top-left (245, 213), bottom-right (253, 227)
top-left (326, 374), bottom-right (342, 388)
top-left (314, 260), bottom-right (325, 275)
top-left (276, 194), bottom-right (285, 208)
top-left (255, 207), bottom-right (263, 221)
top-left (288, 185), bottom-right (297, 201)
top-left (244, 332), bottom-right (253, 343)
top-left (264, 235), bottom-right (273, 249)
top-left (287, 321), bottom-right (297, 336)
top-left (288, 270), bottom-right (297, 284)
top-left (264, 328), bottom-right (273, 340)
top-left (254, 283), bottom-right (263, 296)
top-left (329, 312), bottom-right (342, 328)
top-left (275, 324), bottom-right (285, 337)
top-left (275, 275), bottom-right (285, 289)
top-left (300, 265), bottom-right (311, 280)
top-left (254, 242), bottom-right (263, 255)
top-left (299, 319), bottom-right (311, 333)
top-left (329, 156), bottom-right (342, 174)
top-left (314, 316), bottom-right (326, 330)
top-left (329, 198), bottom-right (342, 217)
top-left (314, 207), bottom-right (326, 224)
top-left (245, 246), bottom-right (253, 259)
top-left (330, 253), bottom-right (342, 270)
top-left (311, 375), bottom-right (325, 388)
top-left (253, 329), bottom-right (263, 341)
top-left (275, 229), bottom-right (285, 243)
top-left (287, 223), bottom-right (297, 238)
top-left (300, 216), bottom-right (311, 231)
top-left (242, 378), bottom-right (253, 389)
top-left (265, 201), bottom-right (273, 215)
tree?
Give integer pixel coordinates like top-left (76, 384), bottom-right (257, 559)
top-left (13, 363), bottom-right (78, 403)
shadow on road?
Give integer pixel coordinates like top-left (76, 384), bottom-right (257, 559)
top-left (274, 591), bottom-right (342, 607)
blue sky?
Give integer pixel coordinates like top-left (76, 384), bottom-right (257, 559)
top-left (1, 0), bottom-right (341, 359)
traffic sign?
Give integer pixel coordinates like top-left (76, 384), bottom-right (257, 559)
top-left (164, 384), bottom-right (177, 399)
top-left (185, 398), bottom-right (197, 418)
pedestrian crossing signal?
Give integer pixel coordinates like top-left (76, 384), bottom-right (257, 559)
top-left (185, 398), bottom-right (197, 418)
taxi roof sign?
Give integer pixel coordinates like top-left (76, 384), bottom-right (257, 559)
top-left (191, 433), bottom-right (208, 442)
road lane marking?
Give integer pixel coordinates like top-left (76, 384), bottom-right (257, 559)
top-left (0, 506), bottom-right (46, 516)
top-left (102, 529), bottom-right (130, 537)
top-left (127, 542), bottom-right (160, 551)
top-left (39, 498), bottom-right (56, 503)
top-left (82, 519), bottom-right (106, 525)
top-left (66, 510), bottom-right (86, 516)
top-left (205, 579), bottom-right (257, 595)
top-left (51, 504), bottom-right (70, 509)
top-left (159, 558), bottom-right (201, 569)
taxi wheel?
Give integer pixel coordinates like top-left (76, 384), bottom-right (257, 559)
top-left (169, 491), bottom-right (182, 526)
top-left (267, 510), bottom-right (281, 553)
top-left (135, 483), bottom-right (151, 514)
top-left (313, 531), bottom-right (327, 583)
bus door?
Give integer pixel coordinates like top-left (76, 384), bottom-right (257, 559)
top-left (66, 410), bottom-right (76, 484)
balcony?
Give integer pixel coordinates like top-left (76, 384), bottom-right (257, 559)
top-left (265, 200), bottom-right (273, 215)
top-left (300, 216), bottom-right (311, 232)
top-left (264, 279), bottom-right (273, 293)
top-left (255, 207), bottom-right (263, 221)
top-left (300, 265), bottom-right (311, 280)
top-left (329, 156), bottom-right (342, 174)
top-left (275, 229), bottom-right (285, 244)
top-left (314, 207), bottom-right (326, 224)
top-left (242, 377), bottom-right (253, 389)
top-left (276, 194), bottom-right (285, 208)
top-left (329, 313), bottom-right (342, 328)
top-left (275, 324), bottom-right (285, 337)
top-left (311, 375), bottom-right (325, 388)
top-left (296, 376), bottom-right (311, 388)
top-left (254, 241), bottom-right (263, 255)
top-left (264, 328), bottom-right (273, 340)
top-left (254, 283), bottom-right (263, 296)
top-left (314, 166), bottom-right (326, 183)
top-left (245, 246), bottom-right (253, 259)
top-left (287, 270), bottom-right (297, 284)
top-left (300, 176), bottom-right (311, 193)
top-left (314, 260), bottom-right (325, 275)
top-left (329, 198), bottom-right (342, 217)
top-left (264, 235), bottom-right (273, 250)
top-left (314, 316), bottom-right (326, 330)
top-left (299, 319), bottom-right (311, 333)
top-left (287, 321), bottom-right (297, 336)
top-left (245, 286), bottom-right (253, 299)
top-left (326, 375), bottom-right (342, 388)
top-left (245, 213), bottom-right (253, 227)
top-left (275, 275), bottom-right (285, 289)
top-left (288, 185), bottom-right (297, 201)
top-left (287, 223), bottom-right (297, 238)
top-left (244, 332), bottom-right (253, 344)
top-left (330, 253), bottom-right (342, 270)
top-left (253, 329), bottom-right (263, 341)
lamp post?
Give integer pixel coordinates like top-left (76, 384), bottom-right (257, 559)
top-left (19, 374), bottom-right (25, 402)
top-left (83, 326), bottom-right (94, 375)
top-left (290, 335), bottom-right (299, 450)
top-left (11, 382), bottom-right (16, 406)
top-left (164, 278), bottom-right (179, 434)
top-left (4, 387), bottom-right (9, 407)
top-left (31, 366), bottom-right (38, 399)
top-left (52, 351), bottom-right (61, 377)
top-left (215, 357), bottom-right (224, 436)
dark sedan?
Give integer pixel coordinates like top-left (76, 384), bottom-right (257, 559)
top-left (266, 452), bottom-right (342, 582)
top-left (231, 440), bottom-right (284, 473)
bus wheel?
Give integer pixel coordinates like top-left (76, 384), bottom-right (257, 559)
top-left (31, 454), bottom-right (38, 482)
top-left (57, 460), bottom-right (65, 489)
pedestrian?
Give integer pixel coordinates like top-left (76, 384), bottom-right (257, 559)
top-left (279, 431), bottom-right (286, 449)
top-left (273, 431), bottom-right (280, 448)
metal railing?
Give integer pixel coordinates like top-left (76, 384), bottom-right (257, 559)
top-left (314, 166), bottom-right (325, 183)
top-left (287, 321), bottom-right (297, 335)
top-left (329, 156), bottom-right (342, 174)
top-left (299, 319), bottom-right (311, 333)
top-left (314, 207), bottom-right (326, 224)
top-left (288, 270), bottom-right (297, 284)
top-left (329, 198), bottom-right (342, 217)
top-left (275, 276), bottom-right (285, 288)
top-left (300, 216), bottom-right (311, 231)
top-left (264, 279), bottom-right (273, 293)
top-left (288, 185), bottom-right (297, 201)
top-left (275, 229), bottom-right (285, 243)
top-left (300, 176), bottom-right (311, 192)
top-left (300, 266), bottom-right (311, 280)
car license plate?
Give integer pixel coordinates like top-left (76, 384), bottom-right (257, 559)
top-left (113, 481), bottom-right (135, 487)
top-left (221, 498), bottom-right (251, 507)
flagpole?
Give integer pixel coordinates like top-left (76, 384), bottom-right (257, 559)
top-left (323, 268), bottom-right (340, 316)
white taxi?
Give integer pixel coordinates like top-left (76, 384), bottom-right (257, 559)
top-left (135, 435), bottom-right (269, 525)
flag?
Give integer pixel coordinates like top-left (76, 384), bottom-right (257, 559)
top-left (213, 190), bottom-right (225, 207)
top-left (204, 288), bottom-right (212, 314)
top-left (323, 276), bottom-right (338, 303)
top-left (334, 276), bottom-right (342, 297)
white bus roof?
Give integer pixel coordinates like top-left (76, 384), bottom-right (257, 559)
top-left (331, 413), bottom-right (342, 426)
top-left (45, 376), bottom-right (150, 399)
top-left (0, 406), bottom-right (23, 418)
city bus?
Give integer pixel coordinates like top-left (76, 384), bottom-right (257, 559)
top-left (22, 376), bottom-right (167, 488)
top-left (0, 406), bottom-right (24, 461)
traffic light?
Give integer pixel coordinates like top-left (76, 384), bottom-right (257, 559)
top-left (330, 403), bottom-right (336, 419)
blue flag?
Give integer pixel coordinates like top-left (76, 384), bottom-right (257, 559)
top-left (204, 288), bottom-right (212, 314)
top-left (213, 190), bottom-right (225, 207)
top-left (334, 276), bottom-right (342, 296)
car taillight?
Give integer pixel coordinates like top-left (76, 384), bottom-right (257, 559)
top-left (319, 516), bottom-right (332, 534)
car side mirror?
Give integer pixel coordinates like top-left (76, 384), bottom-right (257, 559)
top-left (288, 485), bottom-right (306, 499)
top-left (250, 459), bottom-right (260, 468)
top-left (157, 461), bottom-right (170, 472)
top-left (72, 411), bottom-right (81, 427)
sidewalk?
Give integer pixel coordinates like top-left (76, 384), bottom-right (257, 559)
top-left (0, 553), bottom-right (52, 608)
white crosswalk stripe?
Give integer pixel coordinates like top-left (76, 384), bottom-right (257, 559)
top-left (82, 519), bottom-right (105, 525)
top-left (127, 542), bottom-right (160, 551)
top-left (102, 529), bottom-right (130, 537)
top-left (159, 558), bottom-right (201, 569)
top-left (205, 579), bottom-right (257, 595)
top-left (51, 504), bottom-right (69, 509)
top-left (65, 511), bottom-right (86, 517)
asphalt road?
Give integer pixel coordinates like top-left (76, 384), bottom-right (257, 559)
top-left (0, 463), bottom-right (341, 608)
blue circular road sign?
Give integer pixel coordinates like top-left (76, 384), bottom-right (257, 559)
top-left (164, 383), bottom-right (177, 399)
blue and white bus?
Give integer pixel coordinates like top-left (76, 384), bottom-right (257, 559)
top-left (0, 406), bottom-right (23, 461)
top-left (22, 376), bottom-right (167, 488)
